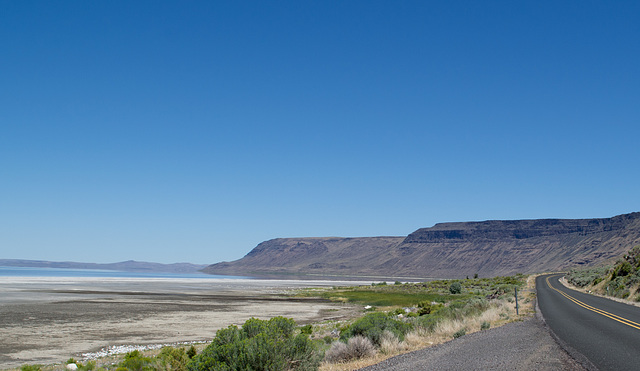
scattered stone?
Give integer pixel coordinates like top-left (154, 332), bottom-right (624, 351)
top-left (81, 340), bottom-right (207, 361)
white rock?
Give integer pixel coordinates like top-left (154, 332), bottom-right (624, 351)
top-left (66, 364), bottom-right (78, 370)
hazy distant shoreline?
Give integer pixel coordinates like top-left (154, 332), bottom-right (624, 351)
top-left (0, 259), bottom-right (208, 274)
top-left (0, 265), bottom-right (246, 281)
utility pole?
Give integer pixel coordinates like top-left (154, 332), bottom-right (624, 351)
top-left (515, 287), bottom-right (519, 315)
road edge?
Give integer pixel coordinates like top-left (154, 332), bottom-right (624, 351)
top-left (535, 274), bottom-right (599, 371)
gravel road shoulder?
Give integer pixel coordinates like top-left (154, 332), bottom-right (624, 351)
top-left (359, 318), bottom-right (585, 371)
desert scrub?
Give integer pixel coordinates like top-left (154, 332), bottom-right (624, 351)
top-left (566, 246), bottom-right (640, 299)
top-left (417, 301), bottom-right (442, 316)
top-left (340, 312), bottom-right (413, 346)
top-left (188, 316), bottom-right (320, 371)
top-left (297, 274), bottom-right (525, 309)
top-left (153, 347), bottom-right (191, 371)
top-left (449, 281), bottom-right (462, 294)
top-left (117, 350), bottom-right (152, 371)
top-left (324, 336), bottom-right (376, 363)
top-left (410, 297), bottom-right (493, 334)
top-left (566, 266), bottom-right (611, 287)
top-left (452, 328), bottom-right (466, 339)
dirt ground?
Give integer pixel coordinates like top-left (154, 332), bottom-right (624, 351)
top-left (0, 276), bottom-right (365, 369)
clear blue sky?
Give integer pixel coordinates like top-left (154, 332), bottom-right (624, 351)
top-left (1, 1), bottom-right (639, 264)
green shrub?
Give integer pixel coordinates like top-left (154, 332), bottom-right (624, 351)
top-left (481, 321), bottom-right (490, 330)
top-left (417, 301), bottom-right (442, 316)
top-left (612, 261), bottom-right (633, 279)
top-left (606, 276), bottom-right (629, 298)
top-left (414, 297), bottom-right (489, 331)
top-left (155, 347), bottom-right (190, 371)
top-left (120, 350), bottom-right (151, 371)
top-left (340, 312), bottom-right (413, 346)
top-left (449, 282), bottom-right (462, 294)
top-left (188, 317), bottom-right (320, 371)
top-left (20, 365), bottom-right (42, 371)
top-left (453, 328), bottom-right (466, 338)
top-left (77, 361), bottom-right (96, 371)
top-left (300, 324), bottom-right (313, 335)
top-left (186, 345), bottom-right (197, 359)
top-left (566, 266), bottom-right (611, 287)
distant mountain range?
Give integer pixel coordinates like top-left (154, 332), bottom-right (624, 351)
top-left (203, 212), bottom-right (640, 279)
top-left (0, 259), bottom-right (208, 274)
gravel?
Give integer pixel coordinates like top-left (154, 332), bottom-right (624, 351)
top-left (359, 318), bottom-right (586, 371)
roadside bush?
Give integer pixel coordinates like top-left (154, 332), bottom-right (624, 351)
top-left (449, 282), bottom-right (462, 294)
top-left (453, 328), bottom-right (466, 339)
top-left (155, 347), bottom-right (190, 371)
top-left (345, 336), bottom-right (376, 359)
top-left (606, 277), bottom-right (629, 298)
top-left (612, 261), bottom-right (633, 279)
top-left (76, 361), bottom-right (96, 371)
top-left (324, 336), bottom-right (376, 363)
top-left (379, 330), bottom-right (402, 355)
top-left (566, 266), bottom-right (611, 287)
top-left (417, 300), bottom-right (441, 316)
top-left (324, 341), bottom-right (349, 363)
top-left (413, 297), bottom-right (490, 331)
top-left (481, 321), bottom-right (490, 330)
top-left (20, 365), bottom-right (42, 371)
top-left (340, 312), bottom-right (413, 346)
top-left (120, 350), bottom-right (151, 371)
top-left (186, 345), bottom-right (197, 359)
top-left (300, 324), bottom-right (313, 335)
top-left (188, 317), bottom-right (320, 371)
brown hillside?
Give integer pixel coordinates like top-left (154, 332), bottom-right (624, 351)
top-left (203, 212), bottom-right (640, 279)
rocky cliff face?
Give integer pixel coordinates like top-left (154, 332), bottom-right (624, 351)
top-left (204, 237), bottom-right (405, 277)
top-left (203, 212), bottom-right (640, 279)
top-left (404, 214), bottom-right (636, 243)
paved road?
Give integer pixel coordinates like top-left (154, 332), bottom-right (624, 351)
top-left (536, 274), bottom-right (640, 370)
top-left (360, 318), bottom-right (583, 370)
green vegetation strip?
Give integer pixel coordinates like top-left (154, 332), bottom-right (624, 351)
top-left (566, 245), bottom-right (640, 301)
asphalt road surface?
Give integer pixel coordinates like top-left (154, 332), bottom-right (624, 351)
top-left (360, 318), bottom-right (583, 370)
top-left (536, 274), bottom-right (640, 370)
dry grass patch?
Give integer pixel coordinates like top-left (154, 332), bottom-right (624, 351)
top-left (320, 297), bottom-right (523, 371)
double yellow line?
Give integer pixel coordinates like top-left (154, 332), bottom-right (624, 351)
top-left (546, 275), bottom-right (640, 330)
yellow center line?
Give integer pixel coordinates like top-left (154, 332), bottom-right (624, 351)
top-left (545, 275), bottom-right (640, 331)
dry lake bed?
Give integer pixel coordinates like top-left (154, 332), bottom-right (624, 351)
top-left (0, 276), bottom-right (367, 369)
